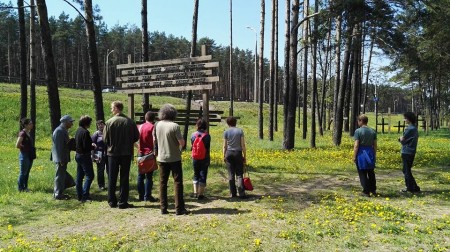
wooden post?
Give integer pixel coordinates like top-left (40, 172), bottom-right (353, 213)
top-left (397, 121), bottom-right (401, 133)
top-left (203, 90), bottom-right (210, 131)
top-left (382, 117), bottom-right (385, 134)
top-left (201, 45), bottom-right (206, 57)
top-left (388, 107), bottom-right (391, 133)
top-left (128, 94), bottom-right (135, 119)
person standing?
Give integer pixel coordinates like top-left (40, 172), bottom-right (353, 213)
top-left (153, 104), bottom-right (189, 215)
top-left (16, 118), bottom-right (35, 192)
top-left (103, 101), bottom-right (139, 209)
top-left (51, 115), bottom-right (75, 200)
top-left (92, 120), bottom-right (108, 191)
top-left (191, 118), bottom-right (211, 200)
top-left (399, 112), bottom-right (421, 193)
top-left (223, 117), bottom-right (247, 199)
top-left (75, 115), bottom-right (96, 202)
top-left (137, 111), bottom-right (158, 202)
top-left (353, 114), bottom-right (377, 197)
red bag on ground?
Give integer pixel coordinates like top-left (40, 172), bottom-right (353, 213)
top-left (243, 165), bottom-right (254, 191)
top-left (243, 177), bottom-right (253, 191)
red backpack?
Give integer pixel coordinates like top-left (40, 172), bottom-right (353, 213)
top-left (192, 132), bottom-right (207, 160)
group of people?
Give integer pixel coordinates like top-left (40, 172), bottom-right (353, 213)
top-left (16, 103), bottom-right (420, 213)
top-left (16, 101), bottom-right (247, 215)
top-left (352, 112), bottom-right (421, 196)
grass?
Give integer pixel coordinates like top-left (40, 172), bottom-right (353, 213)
top-left (0, 83), bottom-right (449, 251)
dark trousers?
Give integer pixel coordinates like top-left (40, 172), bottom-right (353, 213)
top-left (75, 153), bottom-right (95, 201)
top-left (108, 155), bottom-right (132, 207)
top-left (357, 168), bottom-right (376, 194)
top-left (96, 157), bottom-right (108, 188)
top-left (137, 171), bottom-right (154, 201)
top-left (192, 159), bottom-right (209, 186)
top-left (159, 161), bottom-right (185, 212)
top-left (225, 150), bottom-right (245, 197)
top-left (402, 153), bottom-right (420, 192)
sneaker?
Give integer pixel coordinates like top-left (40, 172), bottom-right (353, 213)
top-left (54, 194), bottom-right (71, 200)
top-left (161, 209), bottom-right (169, 215)
top-left (401, 188), bottom-right (409, 193)
top-left (81, 197), bottom-right (93, 203)
top-left (360, 192), bottom-right (370, 197)
top-left (99, 187), bottom-right (107, 191)
top-left (146, 196), bottom-right (159, 202)
top-left (118, 203), bottom-right (134, 209)
top-left (176, 209), bottom-right (190, 215)
top-left (109, 202), bottom-right (118, 208)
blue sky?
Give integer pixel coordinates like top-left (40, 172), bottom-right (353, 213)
top-left (47, 0), bottom-right (284, 60)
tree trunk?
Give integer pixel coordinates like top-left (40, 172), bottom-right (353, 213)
top-left (350, 23), bottom-right (362, 136)
top-left (84, 0), bottom-right (105, 121)
top-left (362, 34), bottom-right (374, 114)
top-left (141, 0), bottom-right (150, 113)
top-left (269, 0), bottom-right (276, 141)
top-left (310, 0), bottom-right (318, 148)
top-left (301, 0), bottom-right (309, 140)
top-left (36, 0), bottom-right (61, 130)
top-left (274, 0), bottom-right (279, 132)
top-left (332, 15), bottom-right (342, 145)
top-left (286, 0), bottom-right (299, 149)
top-left (282, 0), bottom-right (290, 149)
top-left (229, 0), bottom-right (234, 116)
top-left (30, 0), bottom-right (37, 139)
top-left (333, 23), bottom-right (353, 146)
top-left (258, 0), bottom-right (265, 139)
top-left (18, 0), bottom-right (28, 120)
top-left (183, 0), bottom-right (199, 150)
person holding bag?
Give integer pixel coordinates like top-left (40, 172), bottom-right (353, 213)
top-left (223, 117), bottom-right (247, 199)
top-left (190, 118), bottom-right (211, 200)
top-left (92, 120), bottom-right (108, 191)
top-left (353, 114), bottom-right (377, 197)
top-left (399, 112), bottom-right (421, 193)
top-left (136, 111), bottom-right (158, 202)
top-left (16, 118), bottom-right (35, 192)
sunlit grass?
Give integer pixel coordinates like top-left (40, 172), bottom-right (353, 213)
top-left (0, 83), bottom-right (449, 251)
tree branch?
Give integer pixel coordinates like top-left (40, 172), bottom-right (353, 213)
top-left (62, 0), bottom-right (87, 22)
top-left (291, 11), bottom-right (326, 34)
top-left (0, 5), bottom-right (34, 9)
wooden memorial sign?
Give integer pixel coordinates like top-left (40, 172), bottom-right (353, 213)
top-left (116, 55), bottom-right (219, 94)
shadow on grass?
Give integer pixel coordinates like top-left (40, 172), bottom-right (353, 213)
top-left (192, 207), bottom-right (251, 215)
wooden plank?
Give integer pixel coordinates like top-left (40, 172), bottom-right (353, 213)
top-left (121, 76), bottom-right (219, 89)
top-left (119, 84), bottom-right (213, 94)
top-left (117, 70), bottom-right (213, 82)
top-left (116, 55), bottom-right (212, 69)
top-left (135, 110), bottom-right (224, 116)
top-left (119, 62), bottom-right (219, 76)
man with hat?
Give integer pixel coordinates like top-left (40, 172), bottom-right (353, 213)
top-left (51, 115), bottom-right (75, 200)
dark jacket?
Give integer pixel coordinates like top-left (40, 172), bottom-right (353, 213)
top-left (103, 113), bottom-right (139, 156)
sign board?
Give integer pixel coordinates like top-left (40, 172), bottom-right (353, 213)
top-left (116, 55), bottom-right (219, 94)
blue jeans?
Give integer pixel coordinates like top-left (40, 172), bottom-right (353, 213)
top-left (75, 153), bottom-right (95, 201)
top-left (192, 159), bottom-right (209, 186)
top-left (137, 171), bottom-right (154, 201)
top-left (18, 152), bottom-right (33, 191)
top-left (402, 153), bottom-right (420, 192)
